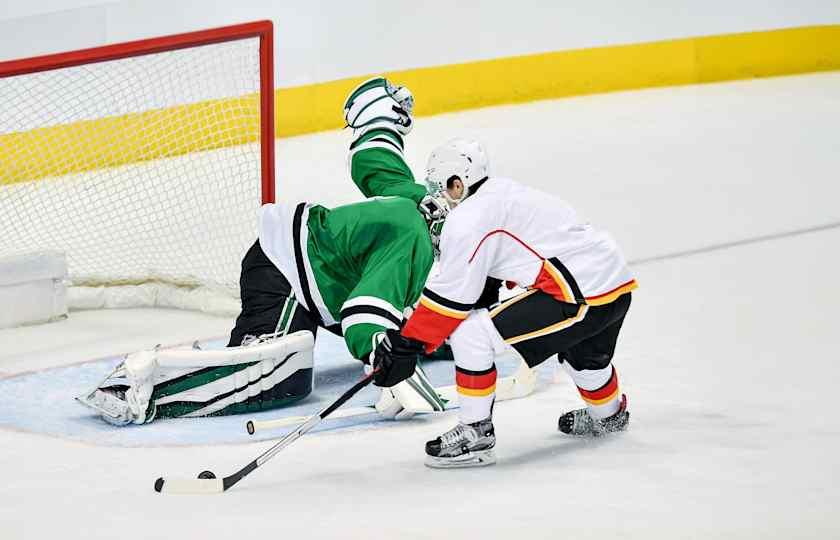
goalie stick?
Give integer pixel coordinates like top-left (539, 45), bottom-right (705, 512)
top-left (153, 370), bottom-right (376, 494)
top-left (246, 360), bottom-right (536, 435)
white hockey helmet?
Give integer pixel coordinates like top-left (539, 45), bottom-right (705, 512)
top-left (425, 138), bottom-right (489, 208)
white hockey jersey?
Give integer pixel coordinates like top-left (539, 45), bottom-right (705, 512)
top-left (402, 176), bottom-right (637, 351)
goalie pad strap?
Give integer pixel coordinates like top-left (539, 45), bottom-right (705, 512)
top-left (155, 330), bottom-right (314, 368)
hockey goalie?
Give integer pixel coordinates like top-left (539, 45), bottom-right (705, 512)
top-left (77, 78), bottom-right (452, 426)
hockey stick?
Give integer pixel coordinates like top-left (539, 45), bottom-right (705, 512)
top-left (246, 361), bottom-right (536, 435)
top-left (153, 371), bottom-right (376, 494)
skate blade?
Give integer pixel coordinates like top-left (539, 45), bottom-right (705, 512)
top-left (424, 449), bottom-right (496, 469)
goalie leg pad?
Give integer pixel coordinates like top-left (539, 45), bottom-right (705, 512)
top-left (77, 331), bottom-right (315, 426)
top-left (152, 331), bottom-right (315, 419)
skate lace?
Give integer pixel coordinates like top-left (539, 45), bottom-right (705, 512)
top-left (440, 424), bottom-right (469, 447)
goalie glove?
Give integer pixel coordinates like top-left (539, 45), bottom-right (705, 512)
top-left (375, 362), bottom-right (447, 420)
top-left (344, 77), bottom-right (414, 136)
top-left (419, 193), bottom-right (449, 223)
top-left (419, 194), bottom-right (449, 258)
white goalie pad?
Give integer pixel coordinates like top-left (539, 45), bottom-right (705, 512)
top-left (76, 330), bottom-right (315, 425)
top-left (154, 330), bottom-right (314, 369)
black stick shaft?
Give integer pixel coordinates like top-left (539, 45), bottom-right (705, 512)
top-left (223, 371), bottom-right (376, 490)
top-left (320, 371), bottom-right (376, 418)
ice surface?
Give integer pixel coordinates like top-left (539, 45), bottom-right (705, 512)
top-left (0, 332), bottom-right (529, 446)
top-left (1, 73), bottom-right (840, 539)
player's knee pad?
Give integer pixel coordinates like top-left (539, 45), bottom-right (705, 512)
top-left (449, 309), bottom-right (508, 372)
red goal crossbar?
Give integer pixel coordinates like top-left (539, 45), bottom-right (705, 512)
top-left (0, 20), bottom-right (276, 203)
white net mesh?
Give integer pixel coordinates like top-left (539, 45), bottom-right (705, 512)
top-left (0, 37), bottom-right (265, 307)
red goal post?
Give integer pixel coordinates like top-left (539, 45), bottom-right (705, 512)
top-left (0, 21), bottom-right (276, 313)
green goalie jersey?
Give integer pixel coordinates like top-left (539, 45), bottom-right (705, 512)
top-left (258, 144), bottom-right (433, 361)
top-left (348, 128), bottom-right (428, 204)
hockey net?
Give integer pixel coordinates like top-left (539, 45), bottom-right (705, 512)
top-left (0, 21), bottom-right (274, 314)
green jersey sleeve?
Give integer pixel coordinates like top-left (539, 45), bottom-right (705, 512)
top-left (337, 210), bottom-right (434, 360)
top-left (349, 128), bottom-right (428, 204)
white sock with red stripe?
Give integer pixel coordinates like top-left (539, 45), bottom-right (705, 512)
top-left (562, 363), bottom-right (621, 420)
top-left (456, 365), bottom-right (497, 424)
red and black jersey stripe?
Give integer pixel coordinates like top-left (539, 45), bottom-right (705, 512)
top-left (402, 288), bottom-right (475, 351)
top-left (421, 288), bottom-right (474, 315)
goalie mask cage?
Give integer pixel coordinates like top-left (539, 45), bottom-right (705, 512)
top-left (0, 21), bottom-right (275, 313)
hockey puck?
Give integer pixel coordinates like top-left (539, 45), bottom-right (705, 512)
top-left (154, 478), bottom-right (164, 492)
top-left (198, 470), bottom-right (216, 480)
top-left (246, 420), bottom-right (255, 435)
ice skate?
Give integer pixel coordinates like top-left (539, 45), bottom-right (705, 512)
top-left (558, 394), bottom-right (629, 436)
top-left (425, 417), bottom-right (496, 468)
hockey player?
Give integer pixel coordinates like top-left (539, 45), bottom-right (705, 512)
top-left (343, 77), bottom-right (448, 253)
top-left (77, 79), bottom-right (448, 426)
top-left (370, 138), bottom-right (638, 467)
top-left (344, 78), bottom-right (504, 307)
top-left (79, 199), bottom-right (444, 426)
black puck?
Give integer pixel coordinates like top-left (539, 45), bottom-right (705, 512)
top-left (154, 478), bottom-right (164, 492)
top-left (246, 421), bottom-right (255, 435)
top-left (198, 470), bottom-right (216, 480)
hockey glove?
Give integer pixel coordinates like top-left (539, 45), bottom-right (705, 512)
top-left (419, 194), bottom-right (449, 223)
top-left (371, 329), bottom-right (424, 387)
top-left (419, 194), bottom-right (449, 258)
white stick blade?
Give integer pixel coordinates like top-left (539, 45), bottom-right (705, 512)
top-left (247, 406), bottom-right (377, 434)
top-left (154, 477), bottom-right (224, 494)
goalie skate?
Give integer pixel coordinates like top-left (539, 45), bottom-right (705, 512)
top-left (425, 418), bottom-right (496, 469)
top-left (76, 386), bottom-right (133, 426)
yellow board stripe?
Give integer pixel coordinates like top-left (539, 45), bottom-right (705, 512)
top-left (3, 25), bottom-right (839, 185)
top-left (505, 304), bottom-right (589, 346)
top-left (457, 384), bottom-right (497, 397)
top-left (0, 96), bottom-right (260, 185)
